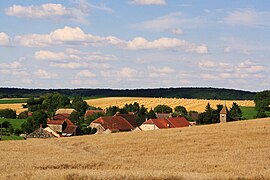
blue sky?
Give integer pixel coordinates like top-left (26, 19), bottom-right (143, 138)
top-left (0, 0), bottom-right (269, 91)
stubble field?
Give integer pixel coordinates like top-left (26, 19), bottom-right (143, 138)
top-left (86, 97), bottom-right (254, 112)
top-left (0, 118), bottom-right (269, 179)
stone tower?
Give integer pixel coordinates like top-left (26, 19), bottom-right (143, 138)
top-left (220, 105), bottom-right (229, 123)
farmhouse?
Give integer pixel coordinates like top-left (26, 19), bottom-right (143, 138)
top-left (140, 117), bottom-right (191, 131)
top-left (47, 118), bottom-right (79, 136)
top-left (90, 116), bottom-right (134, 134)
top-left (114, 112), bottom-right (138, 128)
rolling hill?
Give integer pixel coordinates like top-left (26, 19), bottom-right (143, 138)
top-left (0, 118), bottom-right (269, 179)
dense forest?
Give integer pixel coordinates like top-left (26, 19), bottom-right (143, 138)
top-left (0, 87), bottom-right (256, 100)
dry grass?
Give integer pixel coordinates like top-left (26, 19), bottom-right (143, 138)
top-left (86, 97), bottom-right (254, 112)
top-left (0, 118), bottom-right (269, 179)
top-left (0, 103), bottom-right (27, 114)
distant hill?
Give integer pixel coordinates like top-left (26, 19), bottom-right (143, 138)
top-left (0, 87), bottom-right (256, 100)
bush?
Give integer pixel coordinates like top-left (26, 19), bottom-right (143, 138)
top-left (154, 105), bottom-right (172, 113)
top-left (91, 127), bottom-right (97, 134)
top-left (14, 129), bottom-right (23, 136)
top-left (18, 111), bottom-right (29, 119)
top-left (0, 109), bottom-right (16, 118)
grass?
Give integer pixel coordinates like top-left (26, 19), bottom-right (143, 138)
top-left (0, 118), bottom-right (27, 130)
top-left (0, 98), bottom-right (28, 104)
top-left (86, 97), bottom-right (254, 112)
top-left (0, 135), bottom-right (24, 141)
top-left (241, 106), bottom-right (270, 120)
top-left (0, 118), bottom-right (269, 179)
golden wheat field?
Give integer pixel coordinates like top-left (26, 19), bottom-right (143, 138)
top-left (0, 103), bottom-right (27, 114)
top-left (0, 118), bottom-right (269, 179)
top-left (86, 97), bottom-right (255, 112)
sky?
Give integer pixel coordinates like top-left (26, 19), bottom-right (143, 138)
top-left (0, 0), bottom-right (269, 91)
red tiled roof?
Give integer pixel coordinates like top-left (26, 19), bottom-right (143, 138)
top-left (92, 116), bottom-right (134, 131)
top-left (85, 110), bottom-right (105, 117)
top-left (53, 114), bottom-right (69, 120)
top-left (167, 117), bottom-right (191, 128)
top-left (144, 118), bottom-right (170, 129)
top-left (114, 113), bottom-right (138, 128)
top-left (144, 117), bottom-right (191, 129)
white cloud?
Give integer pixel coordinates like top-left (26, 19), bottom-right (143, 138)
top-left (224, 9), bottom-right (270, 27)
top-left (5, 3), bottom-right (88, 23)
top-left (35, 50), bottom-right (67, 61)
top-left (129, 0), bottom-right (166, 5)
top-left (14, 26), bottom-right (207, 53)
top-left (169, 28), bottom-right (183, 35)
top-left (34, 69), bottom-right (56, 79)
top-left (0, 32), bottom-right (10, 46)
top-left (148, 66), bottom-right (175, 77)
top-left (77, 70), bottom-right (96, 78)
top-left (101, 67), bottom-right (139, 80)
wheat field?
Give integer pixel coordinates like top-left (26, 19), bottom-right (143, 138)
top-left (0, 103), bottom-right (27, 114)
top-left (0, 118), bottom-right (269, 179)
top-left (86, 97), bottom-right (254, 112)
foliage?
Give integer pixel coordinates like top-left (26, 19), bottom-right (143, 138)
top-left (18, 111), bottom-right (29, 119)
top-left (72, 96), bottom-right (88, 116)
top-left (91, 127), bottom-right (97, 134)
top-left (174, 106), bottom-right (188, 115)
top-left (254, 91), bottom-right (270, 118)
top-left (229, 102), bottom-right (242, 120)
top-left (154, 104), bottom-right (173, 113)
top-left (69, 111), bottom-right (80, 125)
top-left (136, 105), bottom-right (148, 126)
top-left (0, 109), bottom-right (16, 119)
top-left (197, 103), bottom-right (221, 124)
top-left (106, 106), bottom-right (120, 116)
top-left (21, 111), bottom-right (47, 134)
top-left (146, 109), bottom-right (156, 120)
top-left (0, 87), bottom-right (256, 100)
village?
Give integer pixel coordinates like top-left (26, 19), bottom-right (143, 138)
top-left (25, 104), bottom-right (230, 139)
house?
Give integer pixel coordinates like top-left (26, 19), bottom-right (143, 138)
top-left (90, 116), bottom-right (134, 134)
top-left (84, 110), bottom-right (105, 120)
top-left (114, 113), bottom-right (138, 128)
top-left (140, 117), bottom-right (191, 131)
top-left (47, 118), bottom-right (79, 136)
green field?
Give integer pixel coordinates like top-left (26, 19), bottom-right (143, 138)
top-left (0, 99), bottom-right (27, 104)
top-left (240, 106), bottom-right (270, 120)
top-left (0, 135), bottom-right (24, 140)
top-left (0, 118), bottom-right (27, 130)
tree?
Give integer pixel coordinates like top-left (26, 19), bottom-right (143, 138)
top-left (136, 105), bottom-right (148, 126)
top-left (174, 106), bottom-right (188, 115)
top-left (0, 109), bottom-right (16, 118)
top-left (197, 103), bottom-right (215, 124)
top-left (69, 111), bottom-right (80, 125)
top-left (85, 112), bottom-right (105, 125)
top-left (229, 102), bottom-right (242, 120)
top-left (21, 110), bottom-right (47, 134)
top-left (254, 91), bottom-right (270, 118)
top-left (146, 109), bottom-right (157, 120)
top-left (18, 111), bottom-right (28, 119)
top-left (153, 105), bottom-right (172, 113)
top-left (106, 106), bottom-right (120, 116)
top-left (72, 96), bottom-right (88, 116)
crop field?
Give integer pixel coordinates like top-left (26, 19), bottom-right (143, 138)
top-left (0, 103), bottom-right (27, 114)
top-left (0, 98), bottom-right (28, 104)
top-left (0, 118), bottom-right (269, 179)
top-left (86, 97), bottom-right (255, 112)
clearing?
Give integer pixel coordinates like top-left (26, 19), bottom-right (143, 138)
top-left (0, 118), bottom-right (269, 179)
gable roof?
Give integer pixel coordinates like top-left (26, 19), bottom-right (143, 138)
top-left (92, 116), bottom-right (134, 131)
top-left (167, 117), bottom-right (191, 128)
top-left (62, 125), bottom-right (78, 136)
top-left (85, 110), bottom-right (105, 117)
top-left (144, 117), bottom-right (191, 129)
top-left (114, 113), bottom-right (138, 128)
top-left (53, 114), bottom-right (70, 120)
top-left (26, 128), bottom-right (56, 138)
top-left (47, 118), bottom-right (74, 126)
top-left (220, 105), bottom-right (229, 114)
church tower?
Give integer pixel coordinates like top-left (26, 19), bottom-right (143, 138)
top-left (220, 105), bottom-right (229, 123)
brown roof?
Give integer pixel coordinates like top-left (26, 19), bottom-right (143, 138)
top-left (53, 114), bottom-right (70, 120)
top-left (47, 118), bottom-right (74, 126)
top-left (62, 125), bottom-right (77, 135)
top-left (144, 117), bottom-right (191, 129)
top-left (220, 105), bottom-right (229, 114)
top-left (26, 128), bottom-right (56, 138)
top-left (114, 113), bottom-right (138, 128)
top-left (92, 116), bottom-right (134, 131)
top-left (85, 110), bottom-right (105, 117)
top-left (55, 108), bottom-right (75, 115)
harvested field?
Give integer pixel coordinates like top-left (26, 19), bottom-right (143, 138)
top-left (86, 97), bottom-right (254, 112)
top-left (0, 118), bottom-right (269, 179)
top-left (0, 103), bottom-right (27, 114)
